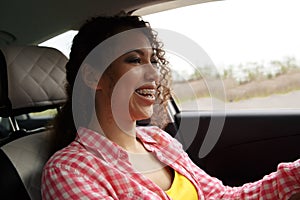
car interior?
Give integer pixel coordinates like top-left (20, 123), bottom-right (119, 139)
top-left (1, 0), bottom-right (300, 199)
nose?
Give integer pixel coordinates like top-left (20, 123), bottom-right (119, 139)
top-left (144, 63), bottom-right (159, 82)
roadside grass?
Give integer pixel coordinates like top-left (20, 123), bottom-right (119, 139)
top-left (172, 68), bottom-right (300, 103)
top-left (29, 109), bottom-right (57, 118)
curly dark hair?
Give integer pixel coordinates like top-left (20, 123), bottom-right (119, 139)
top-left (52, 15), bottom-right (171, 151)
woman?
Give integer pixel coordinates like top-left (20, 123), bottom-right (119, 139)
top-left (42, 15), bottom-right (300, 199)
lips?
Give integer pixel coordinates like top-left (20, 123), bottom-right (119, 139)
top-left (134, 84), bottom-right (157, 102)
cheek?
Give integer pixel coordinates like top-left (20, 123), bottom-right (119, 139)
top-left (106, 64), bottom-right (147, 108)
top-left (103, 73), bottom-right (133, 98)
top-left (114, 68), bottom-right (144, 92)
top-left (110, 76), bottom-right (137, 121)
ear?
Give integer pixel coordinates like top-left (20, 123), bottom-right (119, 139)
top-left (81, 63), bottom-right (102, 90)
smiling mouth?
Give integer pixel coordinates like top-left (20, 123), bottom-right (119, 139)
top-left (135, 88), bottom-right (156, 100)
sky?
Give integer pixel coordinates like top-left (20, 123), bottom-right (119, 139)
top-left (40, 0), bottom-right (300, 71)
top-left (142, 0), bottom-right (300, 68)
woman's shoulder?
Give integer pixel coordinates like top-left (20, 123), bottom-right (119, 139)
top-left (44, 141), bottom-right (97, 171)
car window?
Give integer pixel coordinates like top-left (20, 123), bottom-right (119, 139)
top-left (39, 30), bottom-right (77, 58)
top-left (0, 109), bottom-right (57, 140)
top-left (40, 1), bottom-right (300, 112)
top-left (140, 0), bottom-right (300, 111)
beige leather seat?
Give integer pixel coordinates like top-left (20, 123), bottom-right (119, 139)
top-left (0, 46), bottom-right (67, 200)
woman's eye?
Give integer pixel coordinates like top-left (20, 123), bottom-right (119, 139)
top-left (127, 57), bottom-right (141, 64)
top-left (151, 59), bottom-right (158, 64)
top-left (151, 58), bottom-right (159, 68)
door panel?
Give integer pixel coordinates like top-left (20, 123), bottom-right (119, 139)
top-left (173, 111), bottom-right (300, 186)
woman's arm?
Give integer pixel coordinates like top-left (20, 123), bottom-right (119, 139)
top-left (42, 166), bottom-right (114, 200)
top-left (188, 154), bottom-right (300, 200)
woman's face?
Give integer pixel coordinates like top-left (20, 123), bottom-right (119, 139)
top-left (97, 31), bottom-right (159, 124)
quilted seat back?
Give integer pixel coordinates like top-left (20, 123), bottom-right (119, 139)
top-left (1, 46), bottom-right (67, 116)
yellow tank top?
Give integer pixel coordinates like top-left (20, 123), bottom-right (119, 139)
top-left (165, 170), bottom-right (198, 200)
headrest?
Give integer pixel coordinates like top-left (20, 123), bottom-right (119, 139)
top-left (0, 46), bottom-right (68, 117)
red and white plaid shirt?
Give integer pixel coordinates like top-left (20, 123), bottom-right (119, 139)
top-left (42, 126), bottom-right (300, 199)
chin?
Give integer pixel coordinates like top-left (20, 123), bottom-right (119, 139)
top-left (131, 109), bottom-right (153, 121)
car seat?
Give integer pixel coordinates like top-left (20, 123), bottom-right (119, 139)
top-left (0, 46), bottom-right (67, 200)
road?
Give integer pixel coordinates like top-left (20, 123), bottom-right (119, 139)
top-left (180, 90), bottom-right (300, 111)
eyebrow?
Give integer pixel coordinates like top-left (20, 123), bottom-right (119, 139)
top-left (128, 49), bottom-right (155, 57)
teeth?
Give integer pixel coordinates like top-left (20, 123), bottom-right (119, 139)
top-left (135, 89), bottom-right (156, 95)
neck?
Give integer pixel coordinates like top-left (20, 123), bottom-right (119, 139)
top-left (88, 111), bottom-right (143, 153)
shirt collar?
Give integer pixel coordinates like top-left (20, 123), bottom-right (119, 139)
top-left (136, 126), bottom-right (158, 144)
top-left (75, 127), bottom-right (158, 165)
top-left (75, 126), bottom-right (185, 174)
top-left (76, 127), bottom-right (122, 164)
